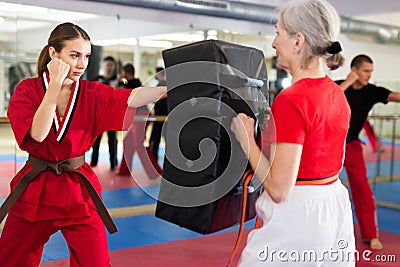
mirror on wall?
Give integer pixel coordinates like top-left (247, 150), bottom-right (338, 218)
top-left (0, 1), bottom-right (275, 117)
top-left (0, 7), bottom-right (17, 117)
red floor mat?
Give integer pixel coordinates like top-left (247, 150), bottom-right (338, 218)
top-left (39, 229), bottom-right (247, 267)
top-left (39, 226), bottom-right (399, 267)
top-left (355, 225), bottom-right (399, 267)
top-left (363, 144), bottom-right (400, 163)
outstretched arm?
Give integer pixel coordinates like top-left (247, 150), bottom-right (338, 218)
top-left (127, 86), bottom-right (167, 107)
top-left (339, 71), bottom-right (359, 91)
top-left (387, 91), bottom-right (400, 102)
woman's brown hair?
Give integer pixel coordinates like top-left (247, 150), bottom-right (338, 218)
top-left (36, 22), bottom-right (91, 76)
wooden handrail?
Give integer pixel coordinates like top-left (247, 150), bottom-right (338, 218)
top-left (134, 115), bottom-right (167, 122)
top-left (0, 117), bottom-right (9, 124)
top-left (368, 114), bottom-right (400, 120)
top-left (0, 116), bottom-right (167, 124)
top-left (3, 114), bottom-right (400, 124)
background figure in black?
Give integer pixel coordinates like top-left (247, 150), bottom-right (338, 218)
top-left (8, 65), bottom-right (22, 100)
top-left (117, 64), bottom-right (162, 177)
top-left (117, 63), bottom-right (142, 175)
top-left (149, 67), bottom-right (167, 165)
top-left (90, 56), bottom-right (118, 170)
top-left (116, 63), bottom-right (142, 89)
top-left (336, 54), bottom-right (400, 250)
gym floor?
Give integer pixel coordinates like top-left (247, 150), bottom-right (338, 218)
top-left (0, 126), bottom-right (399, 266)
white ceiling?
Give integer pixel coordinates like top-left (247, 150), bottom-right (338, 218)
top-left (243, 0), bottom-right (400, 18)
top-left (1, 0), bottom-right (400, 52)
top-left (325, 0), bottom-right (400, 17)
top-left (2, 0), bottom-right (400, 26)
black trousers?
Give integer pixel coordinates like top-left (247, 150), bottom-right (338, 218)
top-left (149, 122), bottom-right (164, 162)
top-left (91, 131), bottom-right (118, 170)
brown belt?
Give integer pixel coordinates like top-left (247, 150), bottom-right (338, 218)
top-left (0, 155), bottom-right (117, 234)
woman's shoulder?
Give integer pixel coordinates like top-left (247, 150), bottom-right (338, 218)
top-left (18, 76), bottom-right (41, 86)
top-left (79, 80), bottom-right (117, 97)
top-left (81, 79), bottom-right (114, 90)
top-left (14, 76), bottom-right (43, 95)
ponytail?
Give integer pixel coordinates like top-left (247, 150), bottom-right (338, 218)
top-left (325, 41), bottom-right (344, 71)
top-left (37, 45), bottom-right (51, 77)
top-left (326, 53), bottom-right (345, 71)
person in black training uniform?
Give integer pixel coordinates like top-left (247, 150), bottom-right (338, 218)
top-left (336, 54), bottom-right (400, 250)
top-left (149, 67), bottom-right (167, 164)
top-left (90, 56), bottom-right (118, 170)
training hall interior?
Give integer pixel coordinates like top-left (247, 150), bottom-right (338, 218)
top-left (0, 0), bottom-right (399, 266)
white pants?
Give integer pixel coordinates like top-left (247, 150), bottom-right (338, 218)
top-left (238, 180), bottom-right (355, 266)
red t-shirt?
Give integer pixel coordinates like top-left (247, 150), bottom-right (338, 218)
top-left (270, 76), bottom-right (350, 179)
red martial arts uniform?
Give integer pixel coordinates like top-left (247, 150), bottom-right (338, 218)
top-left (0, 72), bottom-right (132, 267)
top-left (362, 120), bottom-right (379, 152)
top-left (118, 108), bottom-right (162, 178)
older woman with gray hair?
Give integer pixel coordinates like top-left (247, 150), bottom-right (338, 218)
top-left (231, 0), bottom-right (355, 266)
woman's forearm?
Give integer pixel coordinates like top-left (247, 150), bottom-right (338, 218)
top-left (29, 81), bottom-right (60, 142)
top-left (246, 139), bottom-right (270, 187)
top-left (247, 141), bottom-right (300, 203)
top-left (246, 140), bottom-right (282, 202)
top-left (128, 86), bottom-right (167, 107)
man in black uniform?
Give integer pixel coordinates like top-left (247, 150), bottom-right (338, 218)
top-left (149, 67), bottom-right (167, 164)
top-left (90, 56), bottom-right (118, 170)
top-left (336, 54), bottom-right (400, 250)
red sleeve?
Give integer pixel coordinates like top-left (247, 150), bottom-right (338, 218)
top-left (7, 79), bottom-right (41, 151)
top-left (93, 82), bottom-right (135, 136)
top-left (271, 93), bottom-right (306, 144)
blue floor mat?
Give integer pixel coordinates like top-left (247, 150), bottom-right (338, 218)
top-left (103, 186), bottom-right (159, 208)
top-left (41, 213), bottom-right (256, 262)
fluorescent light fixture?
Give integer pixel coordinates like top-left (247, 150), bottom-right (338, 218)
top-left (281, 77), bottom-right (292, 89)
top-left (141, 32), bottom-right (204, 42)
top-left (139, 39), bottom-right (172, 48)
top-left (93, 38), bottom-right (172, 48)
top-left (0, 17), bottom-right (4, 23)
top-left (93, 38), bottom-right (137, 46)
top-left (175, 0), bottom-right (228, 10)
top-left (0, 2), bottom-right (48, 14)
top-left (206, 29), bottom-right (217, 40)
top-left (0, 2), bottom-right (97, 23)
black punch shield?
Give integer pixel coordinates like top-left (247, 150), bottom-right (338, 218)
top-left (155, 40), bottom-right (269, 234)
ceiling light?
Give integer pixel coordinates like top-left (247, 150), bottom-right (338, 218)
top-left (206, 29), bottom-right (218, 40)
top-left (139, 40), bottom-right (172, 48)
top-left (281, 78), bottom-right (292, 89)
top-left (93, 38), bottom-right (137, 46)
top-left (93, 38), bottom-right (172, 48)
top-left (141, 32), bottom-right (204, 42)
top-left (0, 2), bottom-right (48, 14)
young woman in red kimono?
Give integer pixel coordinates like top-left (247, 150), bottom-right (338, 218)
top-left (0, 22), bottom-right (166, 267)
